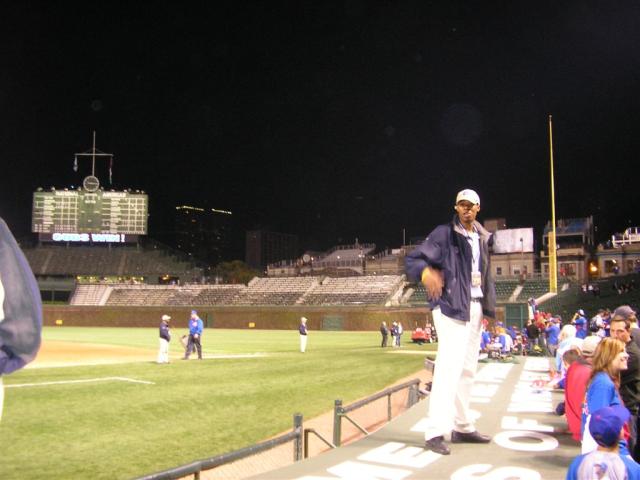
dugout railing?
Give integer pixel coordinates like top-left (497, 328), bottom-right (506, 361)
top-left (135, 379), bottom-right (422, 480)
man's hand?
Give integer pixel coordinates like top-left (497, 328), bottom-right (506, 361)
top-left (421, 267), bottom-right (444, 300)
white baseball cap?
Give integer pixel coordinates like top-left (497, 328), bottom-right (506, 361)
top-left (456, 189), bottom-right (480, 205)
top-left (162, 314), bottom-right (171, 321)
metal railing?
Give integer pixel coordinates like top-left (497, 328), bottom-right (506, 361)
top-left (136, 378), bottom-right (423, 479)
top-left (136, 414), bottom-right (303, 480)
top-left (332, 378), bottom-right (422, 447)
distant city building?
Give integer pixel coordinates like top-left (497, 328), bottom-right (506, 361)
top-left (491, 227), bottom-right (536, 278)
top-left (483, 218), bottom-right (507, 233)
top-left (246, 229), bottom-right (298, 270)
top-left (595, 226), bottom-right (640, 277)
top-left (540, 216), bottom-right (594, 283)
top-left (175, 205), bottom-right (232, 266)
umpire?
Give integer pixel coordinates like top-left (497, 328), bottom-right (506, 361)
top-left (182, 310), bottom-right (203, 360)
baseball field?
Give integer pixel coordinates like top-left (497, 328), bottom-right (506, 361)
top-left (0, 326), bottom-right (432, 479)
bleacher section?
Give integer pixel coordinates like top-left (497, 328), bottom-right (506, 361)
top-left (231, 277), bottom-right (321, 306)
top-left (23, 245), bottom-right (200, 280)
top-left (404, 283), bottom-right (427, 305)
top-left (103, 284), bottom-right (247, 306)
top-left (69, 284), bottom-right (111, 305)
top-left (515, 279), bottom-right (551, 302)
top-left (495, 280), bottom-right (520, 302)
top-left (300, 275), bottom-right (403, 306)
top-left (69, 275), bottom-right (573, 308)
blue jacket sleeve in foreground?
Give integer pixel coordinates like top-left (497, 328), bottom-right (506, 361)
top-left (0, 218), bottom-right (43, 375)
top-left (404, 225), bottom-right (448, 282)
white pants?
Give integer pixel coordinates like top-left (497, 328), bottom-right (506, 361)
top-left (157, 338), bottom-right (170, 363)
top-left (424, 301), bottom-right (483, 441)
top-left (300, 335), bottom-right (308, 353)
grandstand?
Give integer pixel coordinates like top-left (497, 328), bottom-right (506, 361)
top-left (515, 278), bottom-right (553, 302)
top-left (300, 275), bottom-right (404, 306)
top-left (69, 275), bottom-right (406, 307)
top-left (495, 279), bottom-right (520, 302)
top-left (96, 284), bottom-right (246, 306)
top-left (23, 244), bottom-right (200, 279)
top-left (231, 276), bottom-right (320, 306)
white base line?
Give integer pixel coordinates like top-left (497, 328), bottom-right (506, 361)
top-left (6, 376), bottom-right (155, 388)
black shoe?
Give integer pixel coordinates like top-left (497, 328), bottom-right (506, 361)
top-left (450, 430), bottom-right (491, 444)
top-left (425, 436), bottom-right (450, 455)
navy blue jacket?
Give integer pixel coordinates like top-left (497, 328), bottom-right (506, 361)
top-left (0, 218), bottom-right (42, 375)
top-left (159, 322), bottom-right (171, 341)
top-left (405, 216), bottom-right (496, 322)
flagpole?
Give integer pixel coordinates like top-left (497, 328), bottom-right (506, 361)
top-left (91, 130), bottom-right (97, 177)
top-left (548, 115), bottom-right (558, 294)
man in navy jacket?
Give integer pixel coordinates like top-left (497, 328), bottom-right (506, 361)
top-left (405, 189), bottom-right (495, 455)
top-left (0, 217), bottom-right (42, 420)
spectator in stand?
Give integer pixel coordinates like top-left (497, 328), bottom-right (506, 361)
top-left (581, 337), bottom-right (631, 456)
top-left (545, 318), bottom-right (561, 358)
top-left (497, 327), bottom-right (513, 356)
top-left (613, 306), bottom-right (640, 350)
top-left (566, 405), bottom-right (640, 480)
top-left (380, 321), bottom-right (389, 347)
top-left (610, 313), bottom-right (640, 461)
top-left (565, 335), bottom-right (602, 442)
top-left (573, 309), bottom-right (588, 340)
top-left (555, 325), bottom-right (583, 376)
top-left (536, 315), bottom-right (548, 353)
top-left (525, 318), bottom-right (540, 352)
top-left (480, 324), bottom-right (492, 353)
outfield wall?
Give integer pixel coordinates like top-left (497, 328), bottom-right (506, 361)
top-left (43, 305), bottom-right (506, 330)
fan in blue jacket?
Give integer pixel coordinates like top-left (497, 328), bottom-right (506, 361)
top-left (405, 188), bottom-right (495, 456)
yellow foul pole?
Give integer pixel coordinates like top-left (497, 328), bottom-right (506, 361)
top-left (548, 115), bottom-right (558, 293)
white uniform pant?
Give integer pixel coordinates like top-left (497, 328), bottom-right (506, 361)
top-left (300, 334), bottom-right (307, 353)
top-left (157, 338), bottom-right (170, 363)
top-left (424, 301), bottom-right (483, 441)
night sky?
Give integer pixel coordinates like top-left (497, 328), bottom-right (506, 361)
top-left (2, 1), bottom-right (639, 255)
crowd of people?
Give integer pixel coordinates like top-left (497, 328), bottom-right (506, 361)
top-left (508, 303), bottom-right (640, 478)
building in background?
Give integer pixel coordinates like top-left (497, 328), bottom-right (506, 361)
top-left (245, 229), bottom-right (298, 270)
top-left (490, 226), bottom-right (536, 279)
top-left (175, 205), bottom-right (233, 267)
top-left (594, 226), bottom-right (640, 278)
top-left (540, 216), bottom-right (594, 283)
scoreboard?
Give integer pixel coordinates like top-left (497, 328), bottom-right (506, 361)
top-left (32, 189), bottom-right (148, 235)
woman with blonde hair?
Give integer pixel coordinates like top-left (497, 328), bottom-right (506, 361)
top-left (581, 337), bottom-right (631, 456)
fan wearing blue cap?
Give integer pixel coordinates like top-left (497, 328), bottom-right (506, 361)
top-left (567, 405), bottom-right (640, 479)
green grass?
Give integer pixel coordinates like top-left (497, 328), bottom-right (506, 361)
top-left (0, 327), bottom-right (433, 480)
